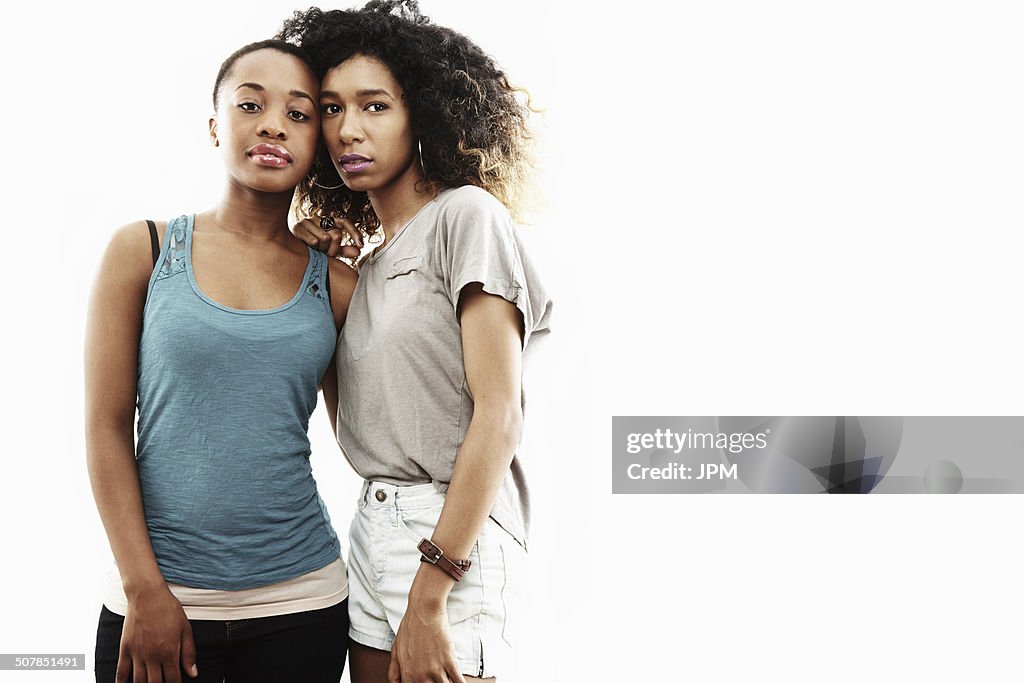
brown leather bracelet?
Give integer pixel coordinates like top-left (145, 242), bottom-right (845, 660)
top-left (417, 538), bottom-right (472, 582)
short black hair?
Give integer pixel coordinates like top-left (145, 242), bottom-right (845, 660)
top-left (212, 39), bottom-right (315, 111)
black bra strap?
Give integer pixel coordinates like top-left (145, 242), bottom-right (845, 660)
top-left (146, 220), bottom-right (159, 266)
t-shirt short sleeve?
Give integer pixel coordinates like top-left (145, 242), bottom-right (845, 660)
top-left (437, 186), bottom-right (552, 349)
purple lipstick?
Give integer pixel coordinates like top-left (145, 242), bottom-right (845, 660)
top-left (338, 153), bottom-right (372, 173)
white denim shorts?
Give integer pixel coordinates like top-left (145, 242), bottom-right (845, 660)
top-left (348, 481), bottom-right (525, 678)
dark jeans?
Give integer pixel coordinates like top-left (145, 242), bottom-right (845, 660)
top-left (95, 599), bottom-right (348, 683)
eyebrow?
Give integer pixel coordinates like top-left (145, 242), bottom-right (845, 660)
top-left (320, 88), bottom-right (396, 100)
top-left (234, 82), bottom-right (315, 103)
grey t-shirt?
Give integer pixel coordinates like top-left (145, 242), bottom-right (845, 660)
top-left (335, 185), bottom-right (552, 547)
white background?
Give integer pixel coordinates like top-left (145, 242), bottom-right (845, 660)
top-left (1, 1), bottom-right (1022, 681)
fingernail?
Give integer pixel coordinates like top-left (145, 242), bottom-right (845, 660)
top-left (191, 665), bottom-right (199, 676)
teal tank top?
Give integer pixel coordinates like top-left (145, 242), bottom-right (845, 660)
top-left (136, 215), bottom-right (340, 590)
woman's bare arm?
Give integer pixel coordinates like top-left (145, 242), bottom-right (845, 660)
top-left (389, 282), bottom-right (524, 683)
top-left (319, 258), bottom-right (359, 437)
top-left (84, 222), bottom-right (197, 682)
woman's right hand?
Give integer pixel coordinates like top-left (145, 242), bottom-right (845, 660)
top-left (292, 216), bottom-right (363, 260)
top-left (117, 585), bottom-right (197, 683)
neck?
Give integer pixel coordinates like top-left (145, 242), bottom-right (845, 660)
top-left (206, 177), bottom-right (296, 239)
top-left (368, 163), bottom-right (436, 244)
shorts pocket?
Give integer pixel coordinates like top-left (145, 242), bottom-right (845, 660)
top-left (479, 517), bottom-right (526, 648)
top-left (396, 502), bottom-right (442, 544)
top-left (497, 533), bottom-right (518, 646)
top-left (397, 504), bottom-right (486, 628)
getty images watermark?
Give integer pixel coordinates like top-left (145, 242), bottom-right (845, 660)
top-left (613, 416), bottom-right (1024, 494)
top-left (613, 417), bottom-right (768, 493)
top-left (623, 426), bottom-right (768, 481)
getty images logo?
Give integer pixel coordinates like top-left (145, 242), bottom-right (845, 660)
top-left (625, 428), bottom-right (770, 455)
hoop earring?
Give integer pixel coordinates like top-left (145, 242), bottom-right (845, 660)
top-left (417, 139), bottom-right (425, 174)
top-left (311, 155), bottom-right (345, 190)
top-left (312, 179), bottom-right (346, 190)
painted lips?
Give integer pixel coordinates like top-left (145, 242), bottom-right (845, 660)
top-left (248, 143), bottom-right (293, 168)
top-left (338, 154), bottom-right (372, 173)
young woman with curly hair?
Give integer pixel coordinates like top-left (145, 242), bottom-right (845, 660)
top-left (279, 2), bottom-right (552, 681)
top-left (85, 40), bottom-right (358, 683)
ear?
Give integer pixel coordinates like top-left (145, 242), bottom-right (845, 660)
top-left (209, 116), bottom-right (219, 147)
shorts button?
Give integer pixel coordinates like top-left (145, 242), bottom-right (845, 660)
top-left (375, 489), bottom-right (387, 502)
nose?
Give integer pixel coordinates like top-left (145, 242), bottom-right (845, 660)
top-left (258, 113), bottom-right (288, 140)
top-left (336, 112), bottom-right (364, 145)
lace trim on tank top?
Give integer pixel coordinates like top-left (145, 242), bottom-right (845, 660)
top-left (305, 250), bottom-right (328, 305)
top-left (155, 216), bottom-right (188, 281)
top-left (154, 215), bottom-right (328, 313)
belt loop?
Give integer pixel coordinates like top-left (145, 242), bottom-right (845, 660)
top-left (389, 486), bottom-right (399, 527)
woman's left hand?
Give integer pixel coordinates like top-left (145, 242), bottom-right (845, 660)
top-left (291, 216), bottom-right (363, 260)
top-left (388, 602), bottom-right (466, 683)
